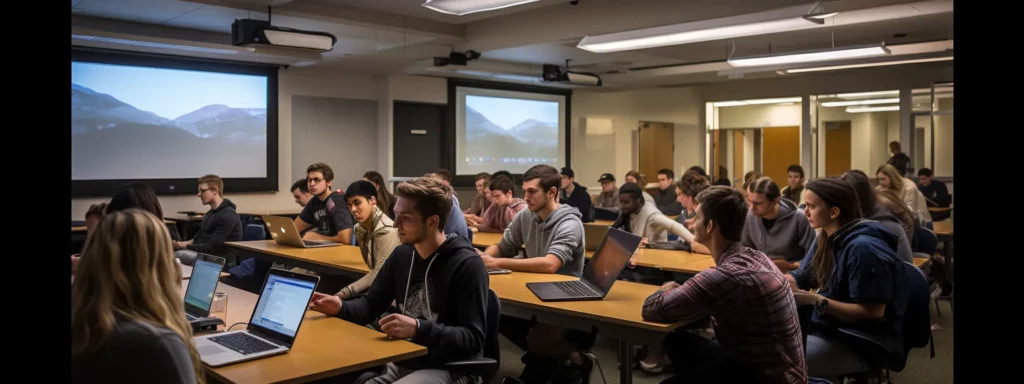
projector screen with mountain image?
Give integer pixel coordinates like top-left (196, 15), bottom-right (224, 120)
top-left (456, 89), bottom-right (565, 175)
top-left (71, 61), bottom-right (268, 181)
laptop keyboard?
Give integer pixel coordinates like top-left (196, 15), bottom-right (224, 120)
top-left (186, 314), bottom-right (197, 321)
top-left (302, 240), bottom-right (333, 247)
top-left (553, 281), bottom-right (598, 298)
top-left (209, 333), bottom-right (279, 355)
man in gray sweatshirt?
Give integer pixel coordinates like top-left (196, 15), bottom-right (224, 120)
top-left (741, 177), bottom-right (816, 272)
top-left (481, 164), bottom-right (592, 384)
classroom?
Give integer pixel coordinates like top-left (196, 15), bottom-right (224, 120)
top-left (70, 1), bottom-right (955, 383)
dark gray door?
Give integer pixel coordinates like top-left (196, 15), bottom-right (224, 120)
top-left (393, 101), bottom-right (444, 177)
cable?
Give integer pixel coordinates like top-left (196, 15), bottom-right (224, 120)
top-left (228, 322), bottom-right (248, 331)
top-left (593, 355), bottom-right (608, 384)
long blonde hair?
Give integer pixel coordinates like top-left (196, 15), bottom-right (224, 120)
top-left (71, 209), bottom-right (204, 383)
top-left (875, 164), bottom-right (905, 192)
top-left (877, 188), bottom-right (915, 243)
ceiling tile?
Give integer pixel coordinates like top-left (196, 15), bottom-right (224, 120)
top-left (92, 0), bottom-right (204, 13)
top-left (163, 5), bottom-right (275, 33)
top-left (73, 0), bottom-right (184, 24)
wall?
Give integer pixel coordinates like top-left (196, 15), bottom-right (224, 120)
top-left (377, 75), bottom-right (448, 189)
top-left (717, 104), bottom-right (801, 129)
top-left (933, 98), bottom-right (954, 177)
top-left (291, 96), bottom-right (379, 186)
top-left (571, 86), bottom-right (703, 191)
top-left (71, 68), bottom-right (383, 220)
top-left (817, 107), bottom-right (894, 174)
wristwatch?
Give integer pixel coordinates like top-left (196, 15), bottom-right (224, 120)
top-left (815, 295), bottom-right (830, 311)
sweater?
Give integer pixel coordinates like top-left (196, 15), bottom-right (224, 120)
top-left (72, 320), bottom-right (195, 384)
top-left (740, 198), bottom-right (816, 263)
top-left (476, 198), bottom-right (527, 233)
top-left (497, 204), bottom-right (585, 277)
top-left (341, 207), bottom-right (401, 298)
top-left (612, 201), bottom-right (695, 243)
top-left (185, 199), bottom-right (243, 259)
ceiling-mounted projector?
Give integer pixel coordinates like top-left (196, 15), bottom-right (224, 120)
top-left (542, 64), bottom-right (602, 86)
top-left (232, 19), bottom-right (337, 52)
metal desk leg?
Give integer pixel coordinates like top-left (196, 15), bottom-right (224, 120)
top-left (620, 339), bottom-right (633, 384)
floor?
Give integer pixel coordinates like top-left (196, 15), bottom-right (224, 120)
top-left (489, 300), bottom-right (954, 384)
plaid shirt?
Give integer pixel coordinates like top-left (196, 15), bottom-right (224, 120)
top-left (642, 243), bottom-right (806, 384)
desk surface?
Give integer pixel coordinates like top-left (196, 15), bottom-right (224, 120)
top-left (472, 232), bottom-right (503, 248)
top-left (72, 219), bottom-right (176, 232)
top-left (180, 268), bottom-right (425, 383)
top-left (585, 248), bottom-right (711, 274)
top-left (180, 264), bottom-right (231, 279)
top-left (227, 241), bottom-right (370, 274)
top-left (932, 219), bottom-right (953, 236)
top-left (239, 210), bottom-right (302, 217)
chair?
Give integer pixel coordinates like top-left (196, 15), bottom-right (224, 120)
top-left (242, 224), bottom-right (265, 241)
top-left (911, 225), bottom-right (938, 256)
top-left (444, 289), bottom-right (500, 382)
top-left (466, 227), bottom-right (474, 245)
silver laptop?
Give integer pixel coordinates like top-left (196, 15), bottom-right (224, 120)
top-left (193, 268), bottom-right (320, 367)
top-left (184, 254), bottom-right (226, 322)
top-left (584, 224), bottom-right (610, 252)
top-left (527, 227), bottom-right (641, 302)
top-left (262, 215), bottom-right (341, 248)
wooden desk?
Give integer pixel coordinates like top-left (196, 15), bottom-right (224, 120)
top-left (913, 257), bottom-right (929, 268)
top-left (472, 232), bottom-right (503, 248)
top-left (181, 268), bottom-right (426, 383)
top-left (928, 206), bottom-right (952, 213)
top-left (227, 241), bottom-right (370, 276)
top-left (932, 219), bottom-right (953, 236)
top-left (72, 219), bottom-right (176, 232)
top-left (586, 248), bottom-right (712, 274)
top-left (180, 264), bottom-right (231, 279)
top-left (593, 219), bottom-right (615, 226)
top-left (239, 210), bottom-right (302, 217)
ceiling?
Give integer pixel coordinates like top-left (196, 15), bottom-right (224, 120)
top-left (70, 0), bottom-right (955, 90)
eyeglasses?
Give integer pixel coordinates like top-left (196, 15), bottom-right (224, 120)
top-left (198, 188), bottom-right (212, 194)
top-left (307, 177), bottom-right (325, 184)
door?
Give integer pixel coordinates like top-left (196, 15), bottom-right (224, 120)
top-left (732, 130), bottom-right (745, 185)
top-left (393, 101), bottom-right (444, 177)
top-left (824, 121), bottom-right (852, 177)
top-left (761, 126), bottom-right (801, 185)
top-left (639, 122), bottom-right (674, 186)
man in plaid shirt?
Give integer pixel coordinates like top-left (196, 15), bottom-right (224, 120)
top-left (642, 186), bottom-right (806, 384)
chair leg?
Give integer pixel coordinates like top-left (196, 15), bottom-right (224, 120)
top-left (934, 298), bottom-right (942, 318)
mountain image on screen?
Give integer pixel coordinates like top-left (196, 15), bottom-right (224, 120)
top-left (71, 83), bottom-right (267, 180)
top-left (464, 105), bottom-right (558, 160)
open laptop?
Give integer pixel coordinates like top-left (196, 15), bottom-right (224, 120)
top-left (527, 227), bottom-right (641, 302)
top-left (193, 268), bottom-right (320, 367)
top-left (262, 215), bottom-right (341, 248)
top-left (593, 207), bottom-right (620, 221)
top-left (584, 224), bottom-right (610, 252)
top-left (184, 254), bottom-right (226, 322)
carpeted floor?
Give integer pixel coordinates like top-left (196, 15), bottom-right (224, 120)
top-left (490, 299), bottom-right (953, 384)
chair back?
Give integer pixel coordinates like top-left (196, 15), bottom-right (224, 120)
top-left (243, 224), bottom-right (266, 241)
top-left (911, 225), bottom-right (937, 255)
top-left (483, 289), bottom-right (501, 363)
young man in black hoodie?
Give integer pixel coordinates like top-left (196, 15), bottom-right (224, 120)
top-left (173, 174), bottom-right (242, 265)
top-left (559, 167), bottom-right (594, 223)
top-left (309, 177), bottom-right (488, 384)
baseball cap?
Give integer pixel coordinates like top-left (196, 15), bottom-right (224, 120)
top-left (560, 167), bottom-right (575, 178)
top-left (597, 173), bottom-right (615, 183)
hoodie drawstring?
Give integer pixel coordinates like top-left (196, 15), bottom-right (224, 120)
top-left (402, 248), bottom-right (439, 317)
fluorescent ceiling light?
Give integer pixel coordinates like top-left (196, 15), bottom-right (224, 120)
top-left (712, 101), bottom-right (747, 107)
top-left (713, 97), bottom-right (800, 107)
top-left (577, 2), bottom-right (824, 53)
top-left (422, 0), bottom-right (541, 16)
top-left (836, 90), bottom-right (899, 98)
top-left (786, 56), bottom-right (952, 73)
top-left (846, 106), bottom-right (899, 113)
top-left (729, 45), bottom-right (890, 67)
top-left (821, 98), bottom-right (900, 107)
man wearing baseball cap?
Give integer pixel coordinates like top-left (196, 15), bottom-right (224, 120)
top-left (593, 173), bottom-right (619, 211)
top-left (559, 167), bottom-right (594, 223)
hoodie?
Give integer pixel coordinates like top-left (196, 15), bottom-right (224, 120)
top-left (864, 206), bottom-right (915, 264)
top-left (476, 198), bottom-right (528, 233)
top-left (341, 206), bottom-right (402, 298)
top-left (740, 198), bottom-right (816, 263)
top-left (790, 219), bottom-right (906, 353)
top-left (497, 204), bottom-right (585, 277)
top-left (560, 181), bottom-right (594, 222)
top-left (186, 199), bottom-right (242, 258)
top-left (337, 235), bottom-right (488, 369)
top-left (445, 196), bottom-right (471, 239)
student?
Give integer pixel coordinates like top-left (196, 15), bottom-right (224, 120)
top-left (364, 171), bottom-right (397, 219)
top-left (106, 181), bottom-right (180, 240)
top-left (624, 170), bottom-right (656, 205)
top-left (308, 177), bottom-right (488, 384)
top-left (614, 183), bottom-right (697, 246)
top-left (887, 141), bottom-right (911, 176)
top-left (291, 179), bottom-right (313, 208)
top-left (917, 167), bottom-right (951, 208)
top-left (741, 177), bottom-right (815, 272)
top-left (780, 164), bottom-right (806, 206)
top-left (740, 171), bottom-right (763, 199)
top-left (787, 178), bottom-right (906, 381)
top-left (480, 164), bottom-right (594, 383)
top-left (559, 167), bottom-right (594, 222)
top-left (841, 171), bottom-right (915, 263)
top-left (71, 203), bottom-right (107, 274)
top-left (172, 175), bottom-right (243, 266)
top-left (295, 162), bottom-right (354, 245)
top-left (654, 168), bottom-right (684, 216)
top-left (673, 173), bottom-right (712, 254)
top-left (335, 180), bottom-right (401, 300)
top-left (712, 165), bottom-right (731, 186)
top-left (72, 209), bottom-right (202, 384)
top-left (423, 173), bottom-right (471, 239)
top-left (470, 175), bottom-right (527, 233)
top-left (642, 186), bottom-right (806, 384)
top-left (876, 164), bottom-right (931, 225)
top-left (465, 172), bottom-right (492, 216)
top-left (592, 173), bottom-right (620, 210)
top-left (877, 188), bottom-right (916, 243)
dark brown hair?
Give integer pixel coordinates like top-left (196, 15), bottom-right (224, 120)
top-left (86, 203), bottom-right (107, 219)
top-left (363, 171), bottom-right (395, 215)
top-left (677, 172), bottom-right (711, 197)
top-left (106, 182), bottom-right (164, 220)
top-left (522, 164), bottom-right (561, 196)
top-left (433, 168), bottom-right (452, 183)
top-left (395, 177), bottom-right (454, 231)
top-left (805, 177), bottom-right (863, 288)
top-left (625, 170), bottom-right (645, 187)
top-left (291, 179), bottom-right (309, 193)
top-left (488, 175), bottom-right (515, 195)
top-left (747, 177), bottom-right (781, 201)
top-left (695, 186), bottom-right (748, 242)
top-left (307, 162), bottom-right (334, 182)
top-left (197, 174), bottom-right (224, 196)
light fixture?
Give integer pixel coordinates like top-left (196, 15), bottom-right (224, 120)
top-left (836, 90), bottom-right (899, 98)
top-left (728, 44), bottom-right (890, 67)
top-left (712, 97), bottom-right (800, 107)
top-left (422, 0), bottom-right (541, 16)
top-left (803, 11), bottom-right (840, 23)
top-left (846, 105), bottom-right (899, 113)
top-left (821, 98), bottom-right (900, 107)
top-left (577, 2), bottom-right (825, 53)
top-left (712, 101), bottom-right (747, 107)
top-left (785, 56), bottom-right (952, 73)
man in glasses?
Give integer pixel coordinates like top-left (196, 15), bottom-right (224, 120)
top-left (172, 174), bottom-right (243, 265)
top-left (295, 162), bottom-right (354, 245)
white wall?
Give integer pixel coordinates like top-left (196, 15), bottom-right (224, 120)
top-left (933, 98), bottom-right (954, 177)
top-left (718, 104), bottom-right (801, 129)
top-left (571, 87), bottom-right (703, 189)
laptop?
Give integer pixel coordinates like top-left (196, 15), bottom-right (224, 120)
top-left (262, 215), bottom-right (341, 248)
top-left (193, 268), bottom-right (320, 367)
top-left (593, 207), bottom-right (620, 221)
top-left (526, 227), bottom-right (641, 302)
top-left (184, 254), bottom-right (226, 322)
top-left (584, 224), bottom-right (610, 252)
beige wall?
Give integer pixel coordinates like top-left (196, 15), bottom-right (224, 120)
top-left (933, 98), bottom-right (954, 177)
top-left (817, 106), bottom-right (894, 175)
top-left (718, 104), bottom-right (801, 129)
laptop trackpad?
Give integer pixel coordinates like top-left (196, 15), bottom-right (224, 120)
top-left (199, 344), bottom-right (230, 356)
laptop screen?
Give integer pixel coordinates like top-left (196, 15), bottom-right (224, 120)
top-left (250, 274), bottom-right (317, 338)
top-left (184, 259), bottom-right (223, 311)
top-left (582, 227), bottom-right (641, 294)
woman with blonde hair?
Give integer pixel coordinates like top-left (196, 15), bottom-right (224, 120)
top-left (875, 164), bottom-right (931, 225)
top-left (876, 188), bottom-right (916, 244)
top-left (72, 209), bottom-right (203, 384)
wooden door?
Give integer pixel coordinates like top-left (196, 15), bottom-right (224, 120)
top-left (761, 126), bottom-right (800, 186)
top-left (732, 130), bottom-right (745, 185)
top-left (639, 122), bottom-right (674, 187)
top-left (824, 121), bottom-right (852, 177)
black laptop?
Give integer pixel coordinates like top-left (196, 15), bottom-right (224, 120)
top-left (526, 227), bottom-right (642, 302)
top-left (184, 254), bottom-right (226, 322)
